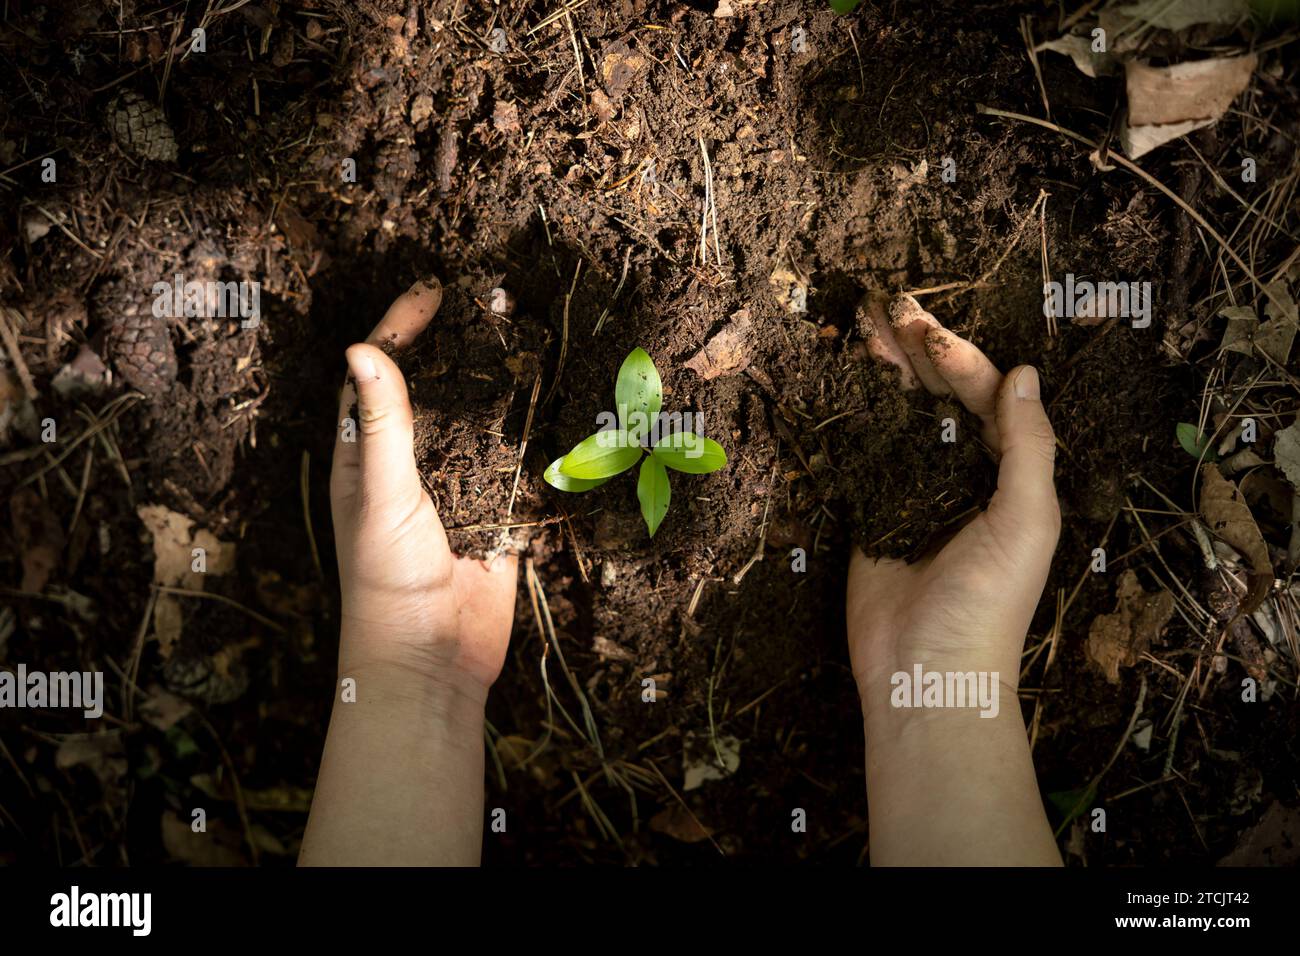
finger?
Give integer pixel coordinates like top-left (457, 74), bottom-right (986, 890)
top-left (332, 278), bottom-right (441, 510)
top-left (924, 326), bottom-right (1002, 449)
top-left (889, 294), bottom-right (949, 396)
top-left (331, 378), bottom-right (360, 511)
top-left (346, 343), bottom-right (425, 517)
top-left (367, 276), bottom-right (442, 349)
top-left (859, 292), bottom-right (919, 390)
top-left (986, 366), bottom-right (1061, 545)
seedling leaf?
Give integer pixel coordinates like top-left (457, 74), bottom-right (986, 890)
top-left (558, 430), bottom-right (642, 480)
top-left (1047, 784), bottom-right (1097, 831)
top-left (637, 456), bottom-right (671, 536)
top-left (544, 457), bottom-right (612, 492)
top-left (829, 0), bottom-right (862, 11)
top-left (615, 347), bottom-right (662, 441)
top-left (651, 432), bottom-right (728, 474)
top-left (1175, 422), bottom-right (1216, 461)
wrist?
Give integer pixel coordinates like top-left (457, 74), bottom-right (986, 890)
top-left (856, 658), bottom-right (1020, 731)
top-left (335, 627), bottom-right (489, 733)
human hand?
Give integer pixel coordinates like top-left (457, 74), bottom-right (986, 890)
top-left (330, 277), bottom-right (518, 698)
top-left (848, 293), bottom-right (1060, 715)
top-left (846, 292), bottom-right (1063, 866)
top-left (304, 286), bottom-right (517, 867)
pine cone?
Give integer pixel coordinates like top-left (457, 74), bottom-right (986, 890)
top-left (106, 308), bottom-right (178, 397)
top-left (107, 90), bottom-right (178, 163)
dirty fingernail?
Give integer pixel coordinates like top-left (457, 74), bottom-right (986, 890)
top-left (408, 275), bottom-right (441, 296)
top-left (1014, 366), bottom-right (1040, 400)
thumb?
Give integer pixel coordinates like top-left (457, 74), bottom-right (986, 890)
top-left (345, 343), bottom-right (423, 515)
top-left (986, 366), bottom-right (1061, 548)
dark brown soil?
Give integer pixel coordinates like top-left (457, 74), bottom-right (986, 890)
top-left (1, 0), bottom-right (1296, 867)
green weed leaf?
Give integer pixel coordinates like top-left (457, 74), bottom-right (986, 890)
top-left (1175, 422), bottom-right (1217, 461)
top-left (651, 432), bottom-right (728, 474)
top-left (615, 347), bottom-right (662, 441)
top-left (829, 0), bottom-right (862, 12)
top-left (637, 456), bottom-right (671, 537)
top-left (1047, 784), bottom-right (1098, 836)
top-left (543, 457), bottom-right (611, 492)
top-left (558, 431), bottom-right (642, 480)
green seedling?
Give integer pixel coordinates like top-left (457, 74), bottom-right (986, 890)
top-left (543, 347), bottom-right (728, 537)
top-left (829, 0), bottom-right (862, 12)
top-left (1175, 422), bottom-right (1218, 462)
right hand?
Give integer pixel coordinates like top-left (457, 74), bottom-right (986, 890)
top-left (847, 294), bottom-right (1061, 713)
top-left (330, 278), bottom-right (518, 698)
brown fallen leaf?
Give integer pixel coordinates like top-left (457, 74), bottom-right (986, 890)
top-left (1121, 54), bottom-right (1256, 159)
top-left (1086, 570), bottom-right (1175, 683)
top-left (137, 504), bottom-right (236, 659)
top-left (1199, 464), bottom-right (1272, 614)
top-left (600, 42), bottom-right (648, 100)
top-left (1256, 278), bottom-right (1298, 366)
top-left (685, 309), bottom-right (752, 380)
top-left (138, 686), bottom-right (193, 732)
top-left (1037, 33), bottom-right (1120, 78)
top-left (56, 733), bottom-right (127, 799)
top-left (1109, 0), bottom-right (1250, 34)
top-left (649, 804), bottom-right (714, 844)
top-left (1275, 418), bottom-right (1300, 490)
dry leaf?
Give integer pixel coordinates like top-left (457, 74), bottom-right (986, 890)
top-left (1038, 34), bottom-right (1119, 78)
top-left (1274, 419), bottom-right (1300, 489)
top-left (649, 804), bottom-right (714, 843)
top-left (138, 505), bottom-right (236, 658)
top-left (1217, 305), bottom-right (1256, 355)
top-left (683, 732), bottom-right (740, 791)
top-left (1256, 279), bottom-right (1298, 365)
top-left (138, 687), bottom-right (193, 731)
top-left (685, 309), bottom-right (753, 380)
top-left (56, 733), bottom-right (127, 795)
top-left (1085, 569), bottom-right (1175, 683)
top-left (1121, 55), bottom-right (1256, 159)
top-left (1199, 464), bottom-right (1272, 613)
top-left (1113, 0), bottom-right (1249, 31)
top-left (600, 43), bottom-right (648, 100)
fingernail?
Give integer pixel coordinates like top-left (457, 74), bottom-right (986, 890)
top-left (1014, 366), bottom-right (1040, 400)
top-left (346, 348), bottom-right (378, 384)
top-left (408, 275), bottom-right (441, 296)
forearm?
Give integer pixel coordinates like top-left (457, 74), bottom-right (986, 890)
top-left (861, 684), bottom-right (1061, 867)
top-left (300, 649), bottom-right (488, 866)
